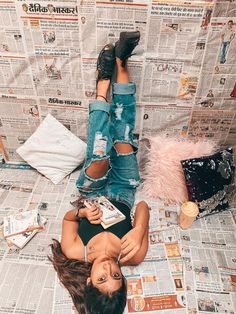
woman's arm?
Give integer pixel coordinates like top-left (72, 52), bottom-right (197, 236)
top-left (120, 201), bottom-right (150, 265)
top-left (61, 208), bottom-right (84, 259)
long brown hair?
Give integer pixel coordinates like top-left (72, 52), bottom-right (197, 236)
top-left (49, 197), bottom-right (127, 313)
top-left (49, 239), bottom-right (92, 314)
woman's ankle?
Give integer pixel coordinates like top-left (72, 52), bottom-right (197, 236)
top-left (116, 57), bottom-right (129, 83)
top-left (96, 95), bottom-right (107, 102)
top-left (96, 79), bottom-right (110, 101)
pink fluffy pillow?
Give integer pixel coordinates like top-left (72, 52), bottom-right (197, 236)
top-left (141, 136), bottom-right (217, 204)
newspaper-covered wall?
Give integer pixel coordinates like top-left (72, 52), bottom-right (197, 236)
top-left (0, 0), bottom-right (235, 161)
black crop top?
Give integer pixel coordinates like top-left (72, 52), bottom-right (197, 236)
top-left (78, 200), bottom-right (132, 245)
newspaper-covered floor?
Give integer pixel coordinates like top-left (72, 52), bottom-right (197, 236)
top-left (0, 165), bottom-right (235, 314)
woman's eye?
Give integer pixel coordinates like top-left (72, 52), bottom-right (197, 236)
top-left (98, 276), bottom-right (106, 282)
top-left (113, 273), bottom-right (121, 278)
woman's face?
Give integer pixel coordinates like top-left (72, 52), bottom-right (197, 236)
top-left (87, 255), bottom-right (123, 294)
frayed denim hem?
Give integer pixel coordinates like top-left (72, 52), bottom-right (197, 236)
top-left (112, 83), bottom-right (136, 95)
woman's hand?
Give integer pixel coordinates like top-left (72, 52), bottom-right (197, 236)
top-left (120, 225), bottom-right (144, 264)
top-left (80, 205), bottom-right (102, 224)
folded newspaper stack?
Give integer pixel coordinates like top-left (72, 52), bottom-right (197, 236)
top-left (84, 196), bottom-right (126, 229)
top-left (3, 209), bottom-right (47, 248)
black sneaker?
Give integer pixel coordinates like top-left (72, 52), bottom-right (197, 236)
top-left (115, 31), bottom-right (140, 66)
top-left (96, 44), bottom-right (115, 82)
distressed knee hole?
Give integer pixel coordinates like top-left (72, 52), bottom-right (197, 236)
top-left (85, 159), bottom-right (109, 179)
top-left (114, 143), bottom-right (133, 154)
top-left (93, 132), bottom-right (107, 157)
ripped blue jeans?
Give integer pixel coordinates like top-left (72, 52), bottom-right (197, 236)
top-left (76, 82), bottom-right (140, 209)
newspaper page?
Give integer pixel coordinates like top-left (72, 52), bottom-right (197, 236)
top-left (0, 0), bottom-right (35, 95)
top-left (79, 0), bottom-right (96, 55)
top-left (143, 1), bottom-right (214, 105)
top-left (0, 95), bottom-right (40, 161)
top-left (195, 17), bottom-right (236, 111)
top-left (53, 277), bottom-right (77, 314)
top-left (0, 167), bottom-right (58, 313)
top-left (0, 262), bottom-right (55, 313)
top-left (136, 104), bottom-right (191, 137)
top-left (0, 168), bottom-right (80, 313)
top-left (187, 109), bottom-right (235, 143)
top-left (15, 0), bottom-right (82, 99)
top-left (95, 0), bottom-right (148, 53)
top-left (147, 1), bottom-right (207, 60)
top-left (180, 210), bottom-right (236, 313)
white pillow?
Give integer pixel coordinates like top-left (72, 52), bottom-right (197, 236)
top-left (17, 113), bottom-right (87, 184)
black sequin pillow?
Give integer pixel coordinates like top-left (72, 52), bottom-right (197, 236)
top-left (181, 147), bottom-right (235, 218)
